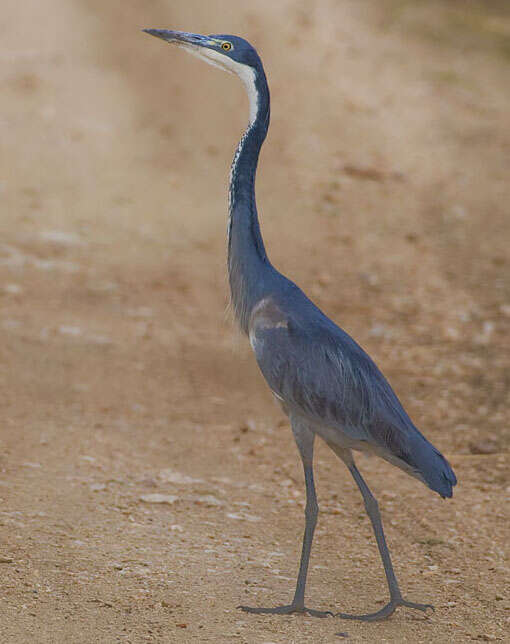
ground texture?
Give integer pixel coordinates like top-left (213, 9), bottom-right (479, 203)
top-left (1, 1), bottom-right (509, 642)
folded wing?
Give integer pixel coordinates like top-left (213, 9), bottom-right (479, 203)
top-left (249, 296), bottom-right (456, 497)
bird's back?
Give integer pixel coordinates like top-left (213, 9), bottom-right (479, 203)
top-left (249, 274), bottom-right (457, 498)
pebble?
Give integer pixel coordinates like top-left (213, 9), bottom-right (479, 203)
top-left (443, 325), bottom-right (461, 341)
top-left (369, 323), bottom-right (392, 338)
top-left (89, 335), bottom-right (112, 345)
top-left (139, 494), bottom-right (178, 505)
top-left (474, 321), bottom-right (494, 345)
top-left (194, 495), bottom-right (223, 507)
top-left (3, 284), bottom-right (23, 294)
top-left (226, 512), bottom-right (261, 522)
top-left (58, 325), bottom-right (82, 337)
top-left (39, 230), bottom-right (84, 245)
top-left (159, 469), bottom-right (203, 485)
top-left (2, 319), bottom-right (20, 330)
top-left (240, 419), bottom-right (257, 433)
top-left (127, 307), bottom-right (153, 318)
top-left (317, 272), bottom-right (332, 286)
top-left (87, 281), bottom-right (118, 293)
top-left (469, 440), bottom-right (499, 455)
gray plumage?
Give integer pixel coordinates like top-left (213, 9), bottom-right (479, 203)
top-left (144, 28), bottom-right (457, 622)
top-left (250, 292), bottom-right (455, 498)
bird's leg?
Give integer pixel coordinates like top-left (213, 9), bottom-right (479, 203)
top-left (239, 420), bottom-right (332, 618)
top-left (333, 449), bottom-right (433, 621)
top-left (292, 461), bottom-right (318, 609)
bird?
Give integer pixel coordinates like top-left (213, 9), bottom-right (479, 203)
top-left (143, 28), bottom-right (457, 622)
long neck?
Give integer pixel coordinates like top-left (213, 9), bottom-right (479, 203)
top-left (228, 66), bottom-right (272, 333)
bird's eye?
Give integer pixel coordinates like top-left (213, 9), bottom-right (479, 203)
top-left (221, 42), bottom-right (232, 51)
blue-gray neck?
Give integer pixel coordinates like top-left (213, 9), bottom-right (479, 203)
top-left (228, 65), bottom-right (273, 333)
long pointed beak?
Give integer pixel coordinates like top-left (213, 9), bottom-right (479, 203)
top-left (143, 29), bottom-right (211, 48)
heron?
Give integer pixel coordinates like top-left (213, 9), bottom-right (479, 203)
top-left (144, 28), bottom-right (457, 621)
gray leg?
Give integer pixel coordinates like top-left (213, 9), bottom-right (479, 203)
top-left (239, 418), bottom-right (332, 618)
top-left (330, 445), bottom-right (433, 621)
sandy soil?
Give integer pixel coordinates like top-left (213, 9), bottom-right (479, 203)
top-left (1, 1), bottom-right (509, 642)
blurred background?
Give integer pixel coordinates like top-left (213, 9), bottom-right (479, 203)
top-left (1, 1), bottom-right (509, 641)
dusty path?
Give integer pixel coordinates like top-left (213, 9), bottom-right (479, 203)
top-left (1, 1), bottom-right (509, 641)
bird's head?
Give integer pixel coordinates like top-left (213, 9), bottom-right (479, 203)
top-left (144, 29), bottom-right (267, 126)
top-left (143, 29), bottom-right (262, 76)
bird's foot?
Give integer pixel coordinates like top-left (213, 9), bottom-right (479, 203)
top-left (238, 603), bottom-right (333, 618)
top-left (336, 597), bottom-right (434, 622)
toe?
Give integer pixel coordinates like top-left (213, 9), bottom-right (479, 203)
top-left (400, 600), bottom-right (434, 613)
top-left (238, 604), bottom-right (332, 617)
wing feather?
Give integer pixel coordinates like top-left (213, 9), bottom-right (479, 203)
top-left (249, 297), bottom-right (414, 453)
top-left (248, 294), bottom-right (457, 497)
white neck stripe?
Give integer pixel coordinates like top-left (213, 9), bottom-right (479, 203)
top-left (195, 48), bottom-right (259, 126)
top-left (180, 45), bottom-right (261, 263)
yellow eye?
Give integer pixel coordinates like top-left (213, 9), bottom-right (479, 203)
top-left (221, 42), bottom-right (232, 51)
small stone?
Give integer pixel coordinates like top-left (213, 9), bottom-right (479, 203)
top-left (443, 326), bottom-right (461, 341)
top-left (0, 557), bottom-right (13, 563)
top-left (158, 469), bottom-right (202, 485)
top-left (194, 495), bottom-right (223, 507)
top-left (240, 419), bottom-right (256, 433)
top-left (469, 440), bottom-right (499, 455)
top-left (474, 321), bottom-right (494, 345)
top-left (139, 493), bottom-right (178, 505)
top-left (39, 230), bottom-right (84, 245)
top-left (369, 324), bottom-right (392, 338)
top-left (89, 483), bottom-right (106, 492)
top-left (3, 284), bottom-right (22, 294)
top-left (127, 307), bottom-right (153, 318)
top-left (317, 272), bottom-right (332, 286)
top-left (139, 478), bottom-right (157, 488)
top-left (87, 281), bottom-right (118, 293)
top-left (58, 325), bottom-right (82, 337)
top-left (89, 335), bottom-right (112, 345)
top-left (451, 205), bottom-right (467, 219)
top-left (226, 512), bottom-right (261, 522)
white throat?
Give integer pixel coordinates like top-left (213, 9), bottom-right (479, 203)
top-left (183, 45), bottom-right (259, 126)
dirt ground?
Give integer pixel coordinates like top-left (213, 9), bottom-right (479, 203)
top-left (1, 1), bottom-right (509, 642)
